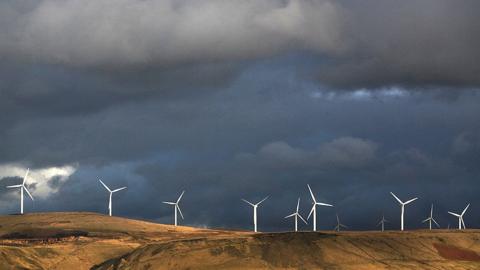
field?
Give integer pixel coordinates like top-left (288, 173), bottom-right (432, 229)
top-left (0, 212), bottom-right (479, 269)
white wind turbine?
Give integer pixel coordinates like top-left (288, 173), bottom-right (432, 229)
top-left (99, 179), bottom-right (127, 217)
top-left (390, 192), bottom-right (418, 231)
top-left (334, 214), bottom-right (348, 232)
top-left (163, 191), bottom-right (185, 226)
top-left (377, 214), bottom-right (388, 232)
top-left (422, 204), bottom-right (439, 230)
top-left (242, 196), bottom-right (268, 232)
top-left (448, 203), bottom-right (469, 230)
top-left (285, 198), bottom-right (307, 232)
top-left (6, 168), bottom-right (34, 214)
top-left (306, 184), bottom-right (333, 231)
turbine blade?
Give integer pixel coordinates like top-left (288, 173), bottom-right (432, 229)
top-left (307, 205), bottom-right (314, 220)
top-left (112, 187), bottom-right (127, 193)
top-left (432, 218), bottom-right (440, 227)
top-left (462, 203), bottom-right (470, 215)
top-left (285, 213), bottom-right (296, 219)
top-left (241, 199), bottom-right (254, 207)
top-left (176, 190), bottom-right (185, 203)
top-left (390, 192), bottom-right (403, 204)
top-left (162, 201), bottom-right (176, 205)
top-left (317, 202), bottom-right (333, 207)
top-left (23, 168), bottom-right (30, 185)
top-left (307, 184), bottom-right (316, 203)
top-left (99, 179), bottom-right (111, 192)
top-left (448, 211), bottom-right (460, 217)
top-left (461, 218), bottom-right (466, 229)
top-left (404, 198), bottom-right (418, 205)
top-left (257, 196), bottom-right (269, 205)
top-left (298, 213), bottom-right (308, 224)
top-left (23, 186), bottom-right (34, 201)
top-left (296, 198), bottom-right (300, 212)
top-left (6, 184), bottom-right (22, 188)
top-left (341, 224), bottom-right (348, 228)
top-left (176, 205), bottom-right (184, 219)
top-left (421, 218), bottom-right (430, 223)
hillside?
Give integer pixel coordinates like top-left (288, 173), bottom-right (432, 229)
top-left (1, 213), bottom-right (480, 269)
top-left (0, 212), bottom-right (243, 269)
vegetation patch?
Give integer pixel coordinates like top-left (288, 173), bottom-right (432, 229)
top-left (0, 229), bottom-right (88, 240)
top-left (433, 243), bottom-right (480, 261)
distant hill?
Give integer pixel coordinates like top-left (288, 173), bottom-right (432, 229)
top-left (0, 212), bottom-right (479, 269)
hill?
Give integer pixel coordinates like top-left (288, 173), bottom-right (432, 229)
top-left (1, 212), bottom-right (479, 269)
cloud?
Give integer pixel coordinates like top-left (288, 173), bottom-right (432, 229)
top-left (0, 0), bottom-right (479, 90)
top-left (0, 164), bottom-right (77, 199)
top-left (0, 0), bottom-right (343, 67)
top-left (241, 137), bottom-right (378, 170)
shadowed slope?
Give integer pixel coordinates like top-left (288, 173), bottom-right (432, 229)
top-left (94, 231), bottom-right (480, 270)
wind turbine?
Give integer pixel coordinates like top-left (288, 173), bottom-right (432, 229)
top-left (6, 168), bottom-right (34, 214)
top-left (285, 198), bottom-right (307, 232)
top-left (334, 214), bottom-right (347, 232)
top-left (306, 184), bottom-right (333, 231)
top-left (377, 214), bottom-right (388, 232)
top-left (390, 192), bottom-right (418, 231)
top-left (242, 196), bottom-right (268, 232)
top-left (99, 179), bottom-right (127, 216)
top-left (422, 204), bottom-right (439, 230)
top-left (448, 203), bottom-right (469, 230)
top-left (163, 190), bottom-right (185, 226)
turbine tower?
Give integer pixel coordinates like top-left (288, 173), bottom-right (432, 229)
top-left (6, 168), bottom-right (34, 214)
top-left (163, 190), bottom-right (185, 226)
top-left (377, 214), bottom-right (388, 232)
top-left (422, 204), bottom-right (439, 230)
top-left (99, 179), bottom-right (127, 216)
top-left (285, 198), bottom-right (307, 232)
top-left (242, 196), bottom-right (268, 232)
top-left (448, 203), bottom-right (469, 230)
top-left (306, 184), bottom-right (333, 231)
top-left (390, 192), bottom-right (418, 231)
top-left (334, 214), bottom-right (348, 232)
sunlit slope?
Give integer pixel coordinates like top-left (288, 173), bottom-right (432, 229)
top-left (1, 212), bottom-right (480, 270)
top-left (0, 212), bottom-right (242, 270)
top-left (94, 231), bottom-right (480, 270)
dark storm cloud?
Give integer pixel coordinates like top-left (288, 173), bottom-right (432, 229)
top-left (0, 0), bottom-right (479, 90)
top-left (318, 0), bottom-right (480, 89)
top-left (0, 1), bottom-right (479, 231)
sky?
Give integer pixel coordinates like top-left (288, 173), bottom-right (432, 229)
top-left (0, 0), bottom-right (479, 231)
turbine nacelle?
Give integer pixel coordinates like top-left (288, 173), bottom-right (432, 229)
top-left (285, 198), bottom-right (308, 232)
top-left (163, 190), bottom-right (185, 226)
top-left (306, 184), bottom-right (333, 232)
top-left (448, 203), bottom-right (469, 230)
top-left (6, 168), bottom-right (34, 214)
top-left (390, 192), bottom-right (418, 231)
top-left (98, 179), bottom-right (127, 216)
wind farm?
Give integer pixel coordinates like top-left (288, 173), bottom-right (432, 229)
top-left (1, 0), bottom-right (479, 269)
top-left (1, 169), bottom-right (479, 269)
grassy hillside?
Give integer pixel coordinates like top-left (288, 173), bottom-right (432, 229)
top-left (0, 212), bottom-right (242, 270)
top-left (1, 212), bottom-right (479, 269)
